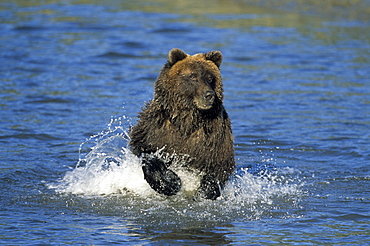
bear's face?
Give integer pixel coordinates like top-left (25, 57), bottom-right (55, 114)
top-left (169, 58), bottom-right (219, 110)
top-left (155, 49), bottom-right (224, 112)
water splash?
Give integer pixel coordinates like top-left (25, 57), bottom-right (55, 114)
top-left (51, 116), bottom-right (152, 196)
top-left (50, 116), bottom-right (304, 221)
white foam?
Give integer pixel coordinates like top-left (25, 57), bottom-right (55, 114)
top-left (223, 167), bottom-right (302, 205)
top-left (51, 134), bottom-right (153, 196)
top-left (50, 119), bottom-right (303, 209)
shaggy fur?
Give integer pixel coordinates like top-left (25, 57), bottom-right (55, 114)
top-left (129, 48), bottom-right (235, 200)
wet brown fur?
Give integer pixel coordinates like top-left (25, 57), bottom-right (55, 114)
top-left (129, 48), bottom-right (235, 199)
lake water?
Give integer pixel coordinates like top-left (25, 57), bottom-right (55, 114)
top-left (1, 0), bottom-right (369, 244)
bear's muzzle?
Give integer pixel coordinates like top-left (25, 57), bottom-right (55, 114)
top-left (194, 90), bottom-right (215, 110)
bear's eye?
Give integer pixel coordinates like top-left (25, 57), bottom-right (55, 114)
top-left (188, 73), bottom-right (197, 80)
top-left (206, 75), bottom-right (214, 84)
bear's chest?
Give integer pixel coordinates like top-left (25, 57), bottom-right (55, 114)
top-left (153, 119), bottom-right (220, 154)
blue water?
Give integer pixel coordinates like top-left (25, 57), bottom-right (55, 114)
top-left (1, 0), bottom-right (369, 244)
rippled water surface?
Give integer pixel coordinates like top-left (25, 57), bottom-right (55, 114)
top-left (1, 0), bottom-right (369, 244)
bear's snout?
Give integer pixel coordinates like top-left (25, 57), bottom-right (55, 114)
top-left (194, 90), bottom-right (215, 110)
top-left (204, 90), bottom-right (215, 104)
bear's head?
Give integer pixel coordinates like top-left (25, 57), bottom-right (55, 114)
top-left (154, 48), bottom-right (224, 114)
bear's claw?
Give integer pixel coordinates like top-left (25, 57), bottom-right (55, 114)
top-left (142, 155), bottom-right (181, 196)
top-left (194, 174), bottom-right (221, 200)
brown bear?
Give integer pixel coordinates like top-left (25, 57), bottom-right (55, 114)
top-left (129, 48), bottom-right (235, 200)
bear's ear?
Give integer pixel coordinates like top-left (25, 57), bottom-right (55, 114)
top-left (167, 48), bottom-right (188, 66)
top-left (205, 50), bottom-right (222, 68)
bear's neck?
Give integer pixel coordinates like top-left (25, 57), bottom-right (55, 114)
top-left (166, 106), bottom-right (223, 136)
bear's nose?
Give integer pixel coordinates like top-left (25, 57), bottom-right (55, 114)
top-left (204, 90), bottom-right (215, 102)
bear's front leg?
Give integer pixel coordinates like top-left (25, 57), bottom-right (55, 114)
top-left (195, 174), bottom-right (221, 200)
top-left (141, 154), bottom-right (182, 196)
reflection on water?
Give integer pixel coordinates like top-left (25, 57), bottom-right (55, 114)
top-left (1, 0), bottom-right (369, 245)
